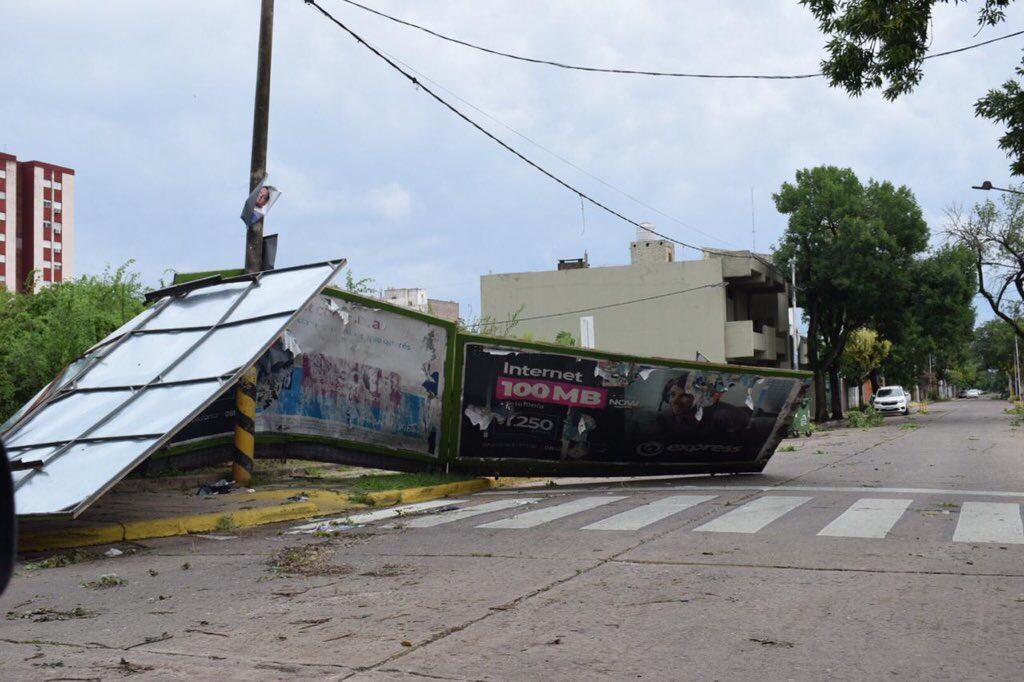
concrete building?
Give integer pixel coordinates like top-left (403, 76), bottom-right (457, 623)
top-left (481, 225), bottom-right (797, 368)
top-left (0, 152), bottom-right (75, 291)
top-left (383, 287), bottom-right (460, 323)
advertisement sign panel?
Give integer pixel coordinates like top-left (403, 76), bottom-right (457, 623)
top-left (458, 343), bottom-right (808, 465)
top-left (257, 296), bottom-right (448, 456)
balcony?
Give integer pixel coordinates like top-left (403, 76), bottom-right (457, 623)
top-left (724, 320), bottom-right (778, 362)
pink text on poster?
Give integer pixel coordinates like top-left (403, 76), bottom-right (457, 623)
top-left (495, 377), bottom-right (608, 408)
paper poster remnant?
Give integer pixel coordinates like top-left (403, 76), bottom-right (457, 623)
top-left (458, 344), bottom-right (808, 464)
top-left (257, 296), bottom-right (447, 456)
top-left (240, 177), bottom-right (281, 226)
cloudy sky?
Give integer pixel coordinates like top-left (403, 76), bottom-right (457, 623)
top-left (3, 1), bottom-right (1022, 321)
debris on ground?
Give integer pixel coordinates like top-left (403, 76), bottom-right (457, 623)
top-left (181, 562), bottom-right (191, 570)
top-left (268, 543), bottom-right (353, 576)
top-left (749, 637), bottom-right (795, 648)
top-left (114, 657), bottom-right (155, 675)
top-left (193, 534), bottom-right (238, 541)
top-left (81, 574), bottom-right (127, 590)
top-left (360, 563), bottom-right (415, 578)
top-left (24, 549), bottom-right (98, 570)
top-left (6, 606), bottom-right (98, 622)
top-left (290, 617), bottom-right (331, 630)
top-left (147, 569), bottom-right (159, 577)
top-left (197, 480), bottom-right (234, 497)
top-left (104, 548), bottom-right (124, 558)
top-left (286, 492), bottom-right (311, 502)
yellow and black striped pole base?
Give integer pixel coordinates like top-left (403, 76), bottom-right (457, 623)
top-left (232, 366), bottom-right (258, 486)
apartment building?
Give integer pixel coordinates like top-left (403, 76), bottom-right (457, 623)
top-left (481, 225), bottom-right (799, 368)
top-left (0, 152), bottom-right (75, 291)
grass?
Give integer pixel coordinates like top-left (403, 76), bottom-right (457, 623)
top-left (346, 473), bottom-right (476, 494)
top-left (213, 514), bottom-right (236, 532)
top-left (778, 445), bottom-right (797, 452)
top-left (6, 606), bottom-right (97, 623)
top-left (899, 420), bottom-right (921, 430)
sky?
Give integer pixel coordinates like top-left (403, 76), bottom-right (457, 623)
top-left (2, 0), bottom-right (1023, 324)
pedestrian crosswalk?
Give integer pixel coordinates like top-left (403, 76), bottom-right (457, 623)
top-left (290, 493), bottom-right (1024, 545)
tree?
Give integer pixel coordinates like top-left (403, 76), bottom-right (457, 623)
top-left (879, 245), bottom-right (977, 390)
top-left (802, 0), bottom-right (1024, 175)
top-left (948, 191), bottom-right (1024, 342)
top-left (973, 316), bottom-right (1021, 392)
top-left (344, 270), bottom-right (377, 296)
top-left (841, 328), bottom-right (893, 394)
top-left (774, 166), bottom-right (929, 421)
top-left (0, 264), bottom-right (147, 425)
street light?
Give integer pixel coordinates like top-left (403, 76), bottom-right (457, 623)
top-left (971, 180), bottom-right (1024, 195)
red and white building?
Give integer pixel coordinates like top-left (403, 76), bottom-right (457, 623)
top-left (0, 152), bottom-right (75, 291)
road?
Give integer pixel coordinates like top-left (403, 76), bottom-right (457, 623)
top-left (2, 399), bottom-right (1022, 680)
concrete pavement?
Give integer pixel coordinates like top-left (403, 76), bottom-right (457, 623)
top-left (1, 398), bottom-right (1021, 680)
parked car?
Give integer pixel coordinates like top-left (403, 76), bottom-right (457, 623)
top-left (871, 386), bottom-right (910, 415)
top-left (965, 388), bottom-right (983, 399)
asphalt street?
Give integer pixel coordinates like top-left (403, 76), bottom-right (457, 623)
top-left (1, 398), bottom-right (1022, 680)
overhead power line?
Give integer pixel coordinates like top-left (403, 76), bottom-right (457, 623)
top-left (373, 44), bottom-right (740, 249)
top-left (474, 282), bottom-right (727, 329)
top-left (305, 0), bottom-right (761, 265)
top-left (335, 0), bottom-right (1024, 80)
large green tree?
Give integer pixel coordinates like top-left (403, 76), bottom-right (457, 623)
top-left (774, 166), bottom-right (929, 421)
top-left (879, 245), bottom-right (978, 389)
top-left (802, 0), bottom-right (1024, 175)
top-left (0, 265), bottom-right (146, 424)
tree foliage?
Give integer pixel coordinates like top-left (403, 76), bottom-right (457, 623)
top-left (774, 165), bottom-right (929, 420)
top-left (802, 0), bottom-right (1024, 174)
top-left (948, 191), bottom-right (1024, 341)
top-left (842, 328), bottom-right (893, 384)
top-left (0, 264), bottom-right (147, 424)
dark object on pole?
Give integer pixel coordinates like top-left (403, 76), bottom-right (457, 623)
top-left (261, 234), bottom-right (278, 271)
top-left (245, 0), bottom-right (275, 274)
top-left (972, 180), bottom-right (1024, 195)
top-left (0, 440), bottom-right (15, 596)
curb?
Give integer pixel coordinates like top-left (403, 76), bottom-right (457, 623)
top-left (18, 477), bottom-right (525, 553)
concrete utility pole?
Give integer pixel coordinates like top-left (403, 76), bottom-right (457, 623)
top-left (790, 259), bottom-right (799, 370)
top-left (234, 0), bottom-right (275, 487)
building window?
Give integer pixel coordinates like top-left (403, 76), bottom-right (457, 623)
top-left (54, 201), bottom-right (62, 211)
top-left (0, 191), bottom-right (5, 200)
top-left (43, 200), bottom-right (52, 209)
top-left (43, 260), bottom-right (51, 268)
top-left (0, 212), bottom-right (5, 222)
top-left (54, 181), bottom-right (62, 190)
top-left (0, 169), bottom-right (5, 179)
top-left (43, 179), bottom-right (52, 188)
top-left (54, 262), bottom-right (61, 270)
top-left (54, 242), bottom-right (61, 252)
top-left (0, 255), bottom-right (5, 263)
top-left (0, 233), bottom-right (5, 241)
top-left (54, 224), bottom-right (62, 234)
top-left (43, 240), bottom-right (51, 248)
top-left (43, 220), bottom-right (51, 229)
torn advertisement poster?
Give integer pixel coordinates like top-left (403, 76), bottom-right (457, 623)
top-left (457, 343), bottom-right (808, 465)
top-left (257, 295), bottom-right (448, 456)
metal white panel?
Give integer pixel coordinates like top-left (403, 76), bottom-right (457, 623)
top-left (3, 260), bottom-right (345, 517)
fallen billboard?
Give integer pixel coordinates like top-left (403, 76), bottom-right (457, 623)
top-left (453, 338), bottom-right (810, 476)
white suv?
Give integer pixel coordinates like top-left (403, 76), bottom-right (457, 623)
top-left (872, 386), bottom-right (909, 415)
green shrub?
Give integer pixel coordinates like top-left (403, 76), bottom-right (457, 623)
top-left (848, 406), bottom-right (884, 428)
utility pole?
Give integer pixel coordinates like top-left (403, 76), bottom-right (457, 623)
top-left (234, 0), bottom-right (275, 487)
top-left (1015, 336), bottom-right (1022, 398)
top-left (790, 259), bottom-right (799, 370)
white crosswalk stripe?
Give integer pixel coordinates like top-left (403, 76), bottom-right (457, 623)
top-left (477, 495), bottom-right (627, 529)
top-left (817, 498), bottom-right (913, 539)
top-left (953, 502), bottom-right (1024, 544)
top-left (581, 495), bottom-right (717, 531)
top-left (287, 499), bottom-right (467, 533)
top-left (401, 498), bottom-right (541, 528)
top-left (693, 495), bottom-right (812, 534)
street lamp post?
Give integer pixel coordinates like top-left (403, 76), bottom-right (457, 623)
top-left (971, 180), bottom-right (1024, 196)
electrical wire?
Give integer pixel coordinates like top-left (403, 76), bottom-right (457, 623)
top-left (305, 0), bottom-right (764, 266)
top-left (473, 282), bottom-right (727, 329)
top-left (334, 0), bottom-right (1024, 80)
top-left (374, 43), bottom-right (739, 249)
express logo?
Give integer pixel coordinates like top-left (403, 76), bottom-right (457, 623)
top-left (636, 441), bottom-right (664, 457)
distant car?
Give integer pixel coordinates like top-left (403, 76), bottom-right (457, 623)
top-left (965, 388), bottom-right (982, 399)
top-left (871, 386), bottom-right (909, 415)
top-left (957, 389), bottom-right (968, 399)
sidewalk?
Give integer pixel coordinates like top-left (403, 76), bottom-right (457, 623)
top-left (17, 465), bottom-right (530, 552)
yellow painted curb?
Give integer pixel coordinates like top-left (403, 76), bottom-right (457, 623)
top-left (17, 477), bottom-right (532, 553)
